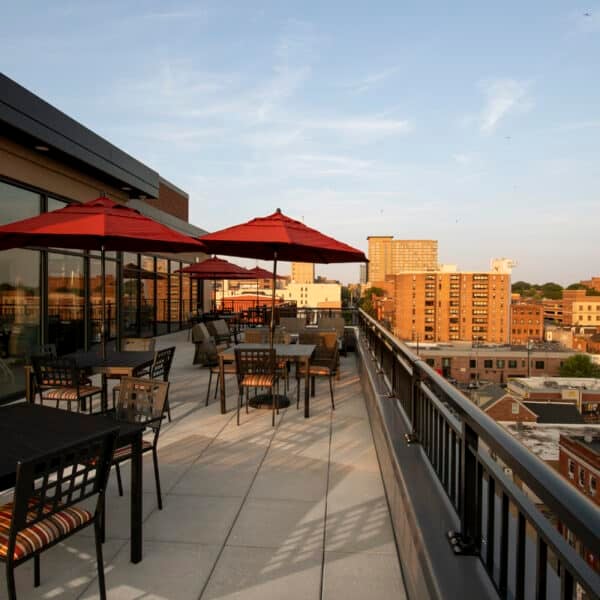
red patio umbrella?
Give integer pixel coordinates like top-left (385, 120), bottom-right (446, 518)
top-left (180, 256), bottom-right (255, 311)
top-left (0, 196), bottom-right (206, 356)
top-left (245, 266), bottom-right (287, 311)
top-left (199, 208), bottom-right (367, 343)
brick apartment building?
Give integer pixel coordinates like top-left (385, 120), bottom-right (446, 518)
top-left (557, 435), bottom-right (599, 571)
top-left (367, 237), bottom-right (438, 283)
top-left (580, 276), bottom-right (600, 293)
top-left (386, 266), bottom-right (511, 343)
top-left (510, 302), bottom-right (544, 344)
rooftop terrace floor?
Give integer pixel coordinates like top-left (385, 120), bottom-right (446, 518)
top-left (1, 330), bottom-right (406, 600)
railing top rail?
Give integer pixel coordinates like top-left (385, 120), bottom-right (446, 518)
top-left (358, 309), bottom-right (600, 554)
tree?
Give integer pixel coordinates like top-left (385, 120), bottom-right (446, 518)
top-left (540, 282), bottom-right (563, 300)
top-left (358, 287), bottom-right (385, 318)
top-left (559, 354), bottom-right (600, 378)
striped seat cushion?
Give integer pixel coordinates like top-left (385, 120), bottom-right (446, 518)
top-left (44, 386), bottom-right (102, 401)
top-left (0, 501), bottom-right (92, 561)
top-left (241, 374), bottom-right (275, 387)
top-left (113, 440), bottom-right (153, 461)
top-left (297, 365), bottom-right (333, 377)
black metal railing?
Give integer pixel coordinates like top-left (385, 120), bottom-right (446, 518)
top-left (358, 309), bottom-right (600, 600)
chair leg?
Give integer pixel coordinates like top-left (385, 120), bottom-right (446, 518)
top-left (152, 447), bottom-right (163, 510)
top-left (214, 371), bottom-right (221, 399)
top-left (5, 562), bottom-right (16, 600)
top-left (237, 391), bottom-right (242, 425)
top-left (271, 385), bottom-right (276, 427)
top-left (115, 463), bottom-right (124, 497)
top-left (94, 518), bottom-right (107, 600)
top-left (296, 376), bottom-right (300, 409)
top-left (206, 369), bottom-right (214, 406)
top-left (34, 553), bottom-right (40, 587)
top-left (165, 390), bottom-right (172, 422)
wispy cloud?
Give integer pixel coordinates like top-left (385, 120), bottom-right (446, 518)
top-left (348, 67), bottom-right (400, 93)
top-left (479, 78), bottom-right (532, 133)
top-left (142, 8), bottom-right (207, 20)
top-left (309, 116), bottom-right (413, 139)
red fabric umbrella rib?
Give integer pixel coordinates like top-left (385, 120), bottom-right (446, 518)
top-left (179, 257), bottom-right (255, 279)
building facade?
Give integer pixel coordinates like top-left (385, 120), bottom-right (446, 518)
top-left (387, 267), bottom-right (511, 343)
top-left (510, 302), bottom-right (544, 344)
top-left (284, 282), bottom-right (341, 308)
top-left (366, 236), bottom-right (438, 284)
top-left (0, 74), bottom-right (207, 403)
top-left (291, 262), bottom-right (315, 284)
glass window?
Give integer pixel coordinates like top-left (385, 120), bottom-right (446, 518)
top-left (156, 258), bottom-right (169, 335)
top-left (497, 360), bottom-right (505, 368)
top-left (140, 256), bottom-right (156, 337)
top-left (511, 402), bottom-right (519, 414)
top-left (508, 360), bottom-right (517, 368)
top-left (568, 459), bottom-right (575, 478)
top-left (169, 261), bottom-right (181, 331)
top-left (47, 197), bottom-right (67, 212)
top-left (591, 477), bottom-right (597, 496)
top-left (0, 181), bottom-right (41, 224)
top-left (122, 253), bottom-right (140, 337)
top-left (48, 252), bottom-right (85, 355)
top-left (181, 271), bottom-right (192, 321)
top-left (89, 257), bottom-right (117, 345)
top-left (484, 359), bottom-right (493, 368)
top-left (0, 248), bottom-right (40, 403)
top-left (579, 467), bottom-right (585, 488)
top-left (535, 360), bottom-right (544, 370)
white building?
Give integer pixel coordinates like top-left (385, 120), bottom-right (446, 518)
top-left (284, 282), bottom-right (341, 308)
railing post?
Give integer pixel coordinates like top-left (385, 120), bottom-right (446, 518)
top-left (405, 363), bottom-right (422, 445)
top-left (448, 421), bottom-right (479, 555)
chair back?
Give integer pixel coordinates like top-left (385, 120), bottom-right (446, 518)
top-left (9, 429), bottom-right (118, 556)
top-left (318, 317), bottom-right (345, 338)
top-left (191, 323), bottom-right (211, 343)
top-left (116, 377), bottom-right (169, 433)
top-left (234, 348), bottom-right (276, 381)
top-left (123, 337), bottom-right (156, 351)
top-left (299, 332), bottom-right (338, 369)
top-left (31, 356), bottom-right (78, 389)
top-left (244, 329), bottom-right (268, 344)
top-left (206, 319), bottom-right (231, 340)
top-left (150, 346), bottom-right (176, 381)
top-left (279, 317), bottom-right (304, 335)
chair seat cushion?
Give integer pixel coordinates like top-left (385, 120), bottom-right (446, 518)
top-left (0, 501), bottom-right (92, 561)
top-left (241, 374), bottom-right (275, 387)
top-left (298, 365), bottom-right (333, 377)
top-left (44, 386), bottom-right (102, 401)
top-left (112, 440), bottom-right (153, 461)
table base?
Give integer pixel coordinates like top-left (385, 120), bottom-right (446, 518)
top-left (248, 393), bottom-right (291, 409)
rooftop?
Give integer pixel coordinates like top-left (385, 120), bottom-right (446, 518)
top-left (0, 330), bottom-right (406, 600)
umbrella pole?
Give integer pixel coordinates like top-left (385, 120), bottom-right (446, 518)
top-left (270, 252), bottom-right (277, 348)
top-left (101, 245), bottom-right (107, 360)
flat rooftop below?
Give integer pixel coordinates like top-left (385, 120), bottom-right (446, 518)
top-left (0, 330), bottom-right (406, 600)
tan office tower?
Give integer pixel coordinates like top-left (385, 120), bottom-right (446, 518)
top-left (388, 268), bottom-right (511, 343)
top-left (291, 262), bottom-right (315, 284)
top-left (367, 237), bottom-right (438, 283)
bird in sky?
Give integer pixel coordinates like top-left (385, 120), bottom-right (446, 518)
top-left (584, 11), bottom-right (592, 16)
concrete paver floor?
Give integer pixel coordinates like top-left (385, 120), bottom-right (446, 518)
top-left (0, 330), bottom-right (407, 600)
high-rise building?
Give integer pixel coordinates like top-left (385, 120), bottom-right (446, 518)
top-left (386, 263), bottom-right (512, 343)
top-left (359, 264), bottom-right (367, 284)
top-left (367, 237), bottom-right (438, 284)
top-left (291, 262), bottom-right (314, 284)
top-left (510, 302), bottom-right (544, 344)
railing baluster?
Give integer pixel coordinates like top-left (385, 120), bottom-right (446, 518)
top-left (516, 511), bottom-right (526, 600)
top-left (499, 492), bottom-right (509, 596)
top-left (560, 567), bottom-right (573, 600)
top-left (536, 537), bottom-right (547, 600)
top-left (486, 475), bottom-right (495, 574)
top-left (450, 429), bottom-right (457, 505)
top-left (443, 422), bottom-right (449, 489)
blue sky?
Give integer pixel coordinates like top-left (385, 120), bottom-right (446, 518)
top-left (2, 1), bottom-right (599, 284)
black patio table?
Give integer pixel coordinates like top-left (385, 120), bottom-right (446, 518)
top-left (0, 403), bottom-right (146, 564)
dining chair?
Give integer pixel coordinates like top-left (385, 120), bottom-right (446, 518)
top-left (0, 428), bottom-right (117, 600)
top-left (149, 346), bottom-right (176, 421)
top-left (112, 377), bottom-right (169, 510)
top-left (31, 356), bottom-right (102, 413)
top-left (317, 316), bottom-right (346, 355)
top-left (206, 319), bottom-right (236, 345)
top-left (192, 323), bottom-right (221, 366)
top-left (206, 360), bottom-right (237, 406)
top-left (279, 317), bottom-right (305, 336)
top-left (297, 332), bottom-right (339, 409)
top-left (234, 347), bottom-right (278, 426)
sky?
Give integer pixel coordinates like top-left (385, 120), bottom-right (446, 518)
top-left (1, 1), bottom-right (599, 285)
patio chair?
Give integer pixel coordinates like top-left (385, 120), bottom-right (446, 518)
top-left (206, 360), bottom-right (237, 406)
top-left (149, 346), bottom-right (176, 421)
top-left (279, 317), bottom-right (305, 336)
top-left (317, 316), bottom-right (346, 355)
top-left (297, 332), bottom-right (339, 409)
top-left (0, 428), bottom-right (117, 600)
top-left (206, 319), bottom-right (236, 345)
top-left (234, 347), bottom-right (278, 426)
top-left (122, 337), bottom-right (156, 351)
top-left (192, 323), bottom-right (223, 366)
top-left (112, 377), bottom-right (169, 510)
top-left (31, 356), bottom-right (102, 413)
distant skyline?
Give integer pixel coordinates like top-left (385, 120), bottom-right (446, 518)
top-left (1, 1), bottom-right (598, 284)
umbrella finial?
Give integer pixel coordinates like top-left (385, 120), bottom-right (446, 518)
top-left (276, 208), bottom-right (281, 213)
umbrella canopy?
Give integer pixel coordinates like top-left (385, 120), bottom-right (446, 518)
top-left (199, 209), bottom-right (367, 344)
top-left (245, 266), bottom-right (287, 280)
top-left (0, 196), bottom-right (206, 357)
top-left (179, 256), bottom-right (255, 280)
top-left (198, 208), bottom-right (366, 264)
top-left (0, 196), bottom-right (206, 253)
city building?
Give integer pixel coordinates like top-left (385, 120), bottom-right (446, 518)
top-left (290, 261), bottom-right (314, 284)
top-left (386, 259), bottom-right (513, 343)
top-left (0, 73), bottom-right (207, 403)
top-left (366, 236), bottom-right (438, 284)
top-left (417, 344), bottom-right (575, 385)
top-left (359, 263), bottom-right (368, 284)
top-left (580, 276), bottom-right (600, 293)
top-left (510, 302), bottom-right (544, 344)
top-left (284, 282), bottom-right (341, 308)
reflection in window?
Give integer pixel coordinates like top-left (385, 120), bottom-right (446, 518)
top-left (89, 258), bottom-right (117, 344)
top-left (0, 181), bottom-right (40, 224)
top-left (122, 252), bottom-right (140, 337)
top-left (182, 271), bottom-right (192, 320)
top-left (169, 261), bottom-right (181, 331)
top-left (140, 255), bottom-right (156, 337)
top-left (156, 258), bottom-right (168, 335)
top-left (0, 249), bottom-right (40, 401)
top-left (48, 252), bottom-right (85, 355)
